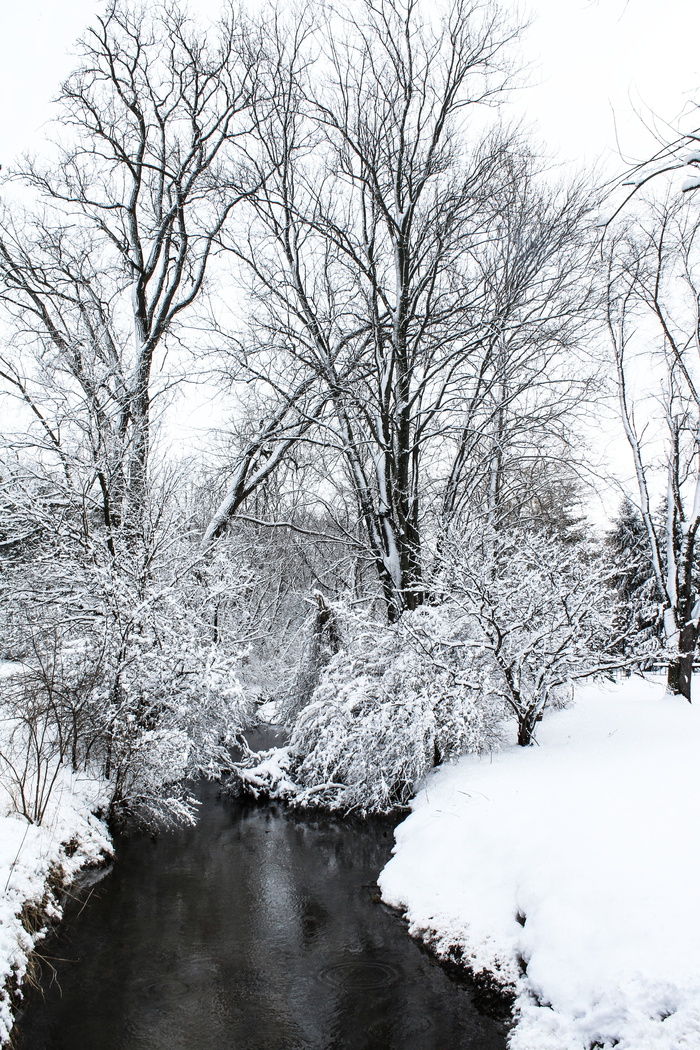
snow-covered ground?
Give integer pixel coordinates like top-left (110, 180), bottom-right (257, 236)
top-left (0, 663), bottom-right (112, 1045)
top-left (379, 675), bottom-right (700, 1050)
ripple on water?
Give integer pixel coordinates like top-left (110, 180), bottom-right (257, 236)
top-left (131, 975), bottom-right (191, 999)
top-left (317, 959), bottom-right (400, 990)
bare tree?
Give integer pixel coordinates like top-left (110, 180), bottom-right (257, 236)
top-left (436, 153), bottom-right (598, 535)
top-left (0, 0), bottom-right (261, 539)
top-left (607, 196), bottom-right (700, 699)
top-left (208, 0), bottom-right (597, 620)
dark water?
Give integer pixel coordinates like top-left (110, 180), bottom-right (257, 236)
top-left (15, 739), bottom-right (509, 1050)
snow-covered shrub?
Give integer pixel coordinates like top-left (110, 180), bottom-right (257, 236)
top-left (278, 592), bottom-right (343, 723)
top-left (238, 525), bottom-right (628, 813)
top-left (104, 725), bottom-right (198, 829)
top-left (100, 637), bottom-right (255, 828)
top-left (238, 604), bottom-right (505, 814)
top-left (0, 666), bottom-right (64, 824)
top-left (61, 542), bottom-right (261, 828)
top-left (0, 494), bottom-right (258, 829)
top-left (434, 525), bottom-right (626, 745)
top-left (0, 608), bottom-right (254, 829)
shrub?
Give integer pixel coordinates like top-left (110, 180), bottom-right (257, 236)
top-left (237, 604), bottom-right (505, 814)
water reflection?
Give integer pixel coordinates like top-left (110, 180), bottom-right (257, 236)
top-left (15, 775), bottom-right (508, 1049)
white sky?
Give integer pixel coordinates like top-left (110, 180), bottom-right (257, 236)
top-left (522, 0), bottom-right (698, 171)
top-left (0, 0), bottom-right (698, 173)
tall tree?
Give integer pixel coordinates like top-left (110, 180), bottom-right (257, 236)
top-left (208, 0), bottom-right (596, 620)
top-left (0, 0), bottom-right (261, 541)
top-left (607, 197), bottom-right (700, 699)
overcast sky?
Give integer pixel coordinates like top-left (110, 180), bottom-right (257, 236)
top-left (0, 0), bottom-right (698, 175)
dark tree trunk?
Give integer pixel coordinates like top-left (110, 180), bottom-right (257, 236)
top-left (378, 555), bottom-right (424, 623)
top-left (517, 713), bottom-right (538, 747)
top-left (666, 617), bottom-right (698, 702)
top-left (516, 697), bottom-right (546, 746)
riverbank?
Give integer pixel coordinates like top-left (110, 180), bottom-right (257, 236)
top-left (0, 663), bottom-right (112, 1045)
top-left (379, 675), bottom-right (700, 1050)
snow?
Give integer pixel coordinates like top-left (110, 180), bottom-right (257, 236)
top-left (0, 664), bottom-right (22, 680)
top-left (0, 665), bottom-right (112, 1045)
top-left (622, 175), bottom-right (647, 187)
top-left (235, 744), bottom-right (298, 798)
top-left (379, 675), bottom-right (700, 1050)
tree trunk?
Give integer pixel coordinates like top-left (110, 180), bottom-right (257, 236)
top-left (667, 642), bottom-right (696, 701)
top-left (667, 624), bottom-right (697, 701)
top-left (517, 711), bottom-right (538, 746)
top-left (375, 544), bottom-right (424, 623)
top-left (667, 657), bottom-right (692, 700)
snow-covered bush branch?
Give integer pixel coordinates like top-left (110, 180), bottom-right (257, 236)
top-left (0, 476), bottom-right (258, 829)
top-left (236, 602), bottom-right (505, 814)
top-left (434, 526), bottom-right (630, 745)
top-left (237, 523), bottom-right (629, 811)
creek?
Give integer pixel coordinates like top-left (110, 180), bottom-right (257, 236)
top-left (14, 732), bottom-right (509, 1050)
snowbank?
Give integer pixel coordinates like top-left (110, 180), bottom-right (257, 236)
top-left (379, 676), bottom-right (700, 1050)
top-left (0, 664), bottom-right (112, 1044)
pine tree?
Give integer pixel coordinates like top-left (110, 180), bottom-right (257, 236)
top-left (606, 497), bottom-right (662, 661)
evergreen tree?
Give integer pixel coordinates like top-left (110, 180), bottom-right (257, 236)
top-left (605, 496), bottom-right (662, 660)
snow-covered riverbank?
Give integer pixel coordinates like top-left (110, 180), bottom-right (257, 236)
top-left (0, 663), bottom-right (112, 1044)
top-left (0, 777), bottom-right (112, 1044)
top-left (379, 675), bottom-right (700, 1050)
